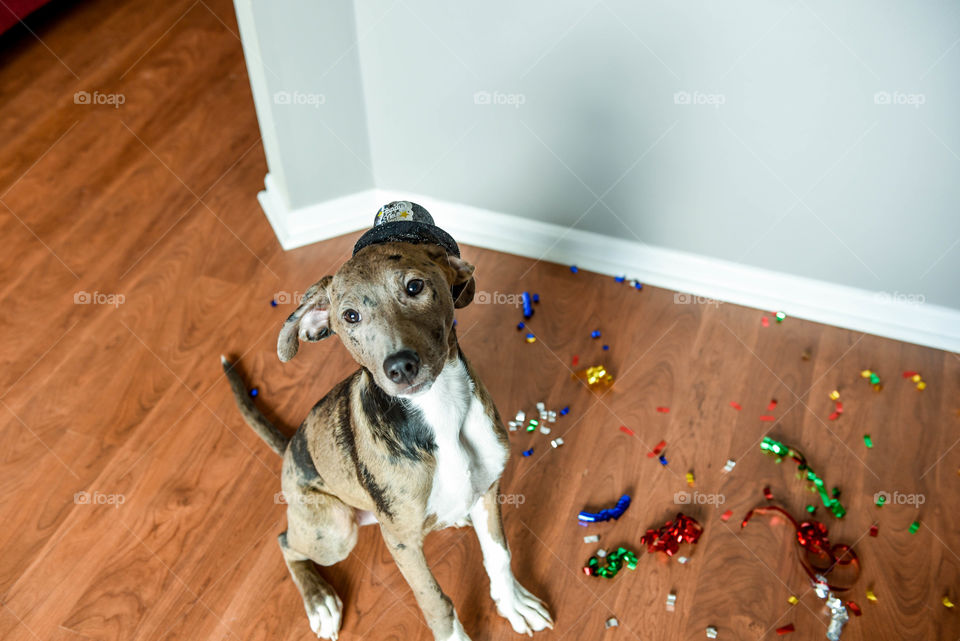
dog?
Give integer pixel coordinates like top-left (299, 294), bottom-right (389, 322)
top-left (222, 202), bottom-right (553, 640)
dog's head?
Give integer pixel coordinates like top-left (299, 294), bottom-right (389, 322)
top-left (277, 242), bottom-right (475, 397)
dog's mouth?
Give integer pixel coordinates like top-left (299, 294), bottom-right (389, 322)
top-left (395, 377), bottom-right (433, 398)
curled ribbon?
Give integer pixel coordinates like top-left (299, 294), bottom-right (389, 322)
top-left (640, 513), bottom-right (703, 557)
top-left (741, 504), bottom-right (860, 591)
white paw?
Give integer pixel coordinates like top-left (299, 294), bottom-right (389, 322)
top-left (305, 592), bottom-right (343, 640)
top-left (495, 580), bottom-right (554, 636)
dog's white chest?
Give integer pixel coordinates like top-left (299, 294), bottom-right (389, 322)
top-left (407, 359), bottom-right (506, 528)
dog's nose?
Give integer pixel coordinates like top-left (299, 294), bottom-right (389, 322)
top-left (383, 350), bottom-right (420, 385)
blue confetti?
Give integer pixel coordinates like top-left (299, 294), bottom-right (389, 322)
top-left (533, 293), bottom-right (540, 303)
top-left (249, 387), bottom-right (259, 397)
top-left (578, 495), bottom-right (631, 523)
top-left (591, 330), bottom-right (601, 339)
top-left (615, 275), bottom-right (626, 283)
top-left (570, 265), bottom-right (579, 273)
top-left (521, 291), bottom-right (533, 319)
top-left (517, 322), bottom-right (525, 330)
top-left (270, 300), bottom-right (278, 307)
top-left (603, 345), bottom-right (610, 351)
top-left (560, 406), bottom-right (570, 416)
top-left (522, 448), bottom-right (534, 457)
top-left (634, 282), bottom-right (643, 290)
top-left (658, 454), bottom-right (668, 465)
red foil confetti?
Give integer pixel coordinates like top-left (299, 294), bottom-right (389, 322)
top-left (619, 425), bottom-right (634, 436)
top-left (647, 440), bottom-right (667, 458)
top-left (729, 401), bottom-right (742, 410)
top-left (572, 355), bottom-right (580, 366)
top-left (640, 513), bottom-right (703, 557)
top-left (846, 601), bottom-right (862, 616)
top-left (902, 371), bottom-right (918, 378)
top-left (767, 399), bottom-right (778, 411)
top-left (775, 624), bottom-right (795, 635)
top-left (720, 509), bottom-right (733, 522)
top-left (656, 406), bottom-right (670, 413)
top-left (762, 316), bottom-right (770, 327)
top-left (759, 415), bottom-right (776, 421)
top-left (763, 486), bottom-right (774, 500)
top-left (869, 525), bottom-right (878, 537)
top-left (828, 411), bottom-right (840, 421)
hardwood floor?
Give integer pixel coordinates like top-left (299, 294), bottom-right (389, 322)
top-left (1, 1), bottom-right (958, 640)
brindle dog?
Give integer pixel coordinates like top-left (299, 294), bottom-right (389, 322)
top-left (223, 241), bottom-right (553, 640)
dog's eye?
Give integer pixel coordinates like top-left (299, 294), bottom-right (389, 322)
top-left (342, 309), bottom-right (361, 324)
top-left (405, 279), bottom-right (424, 296)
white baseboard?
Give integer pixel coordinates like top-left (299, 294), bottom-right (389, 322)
top-left (258, 176), bottom-right (960, 353)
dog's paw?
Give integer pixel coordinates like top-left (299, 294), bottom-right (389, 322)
top-left (495, 580), bottom-right (554, 636)
top-left (305, 591), bottom-right (343, 640)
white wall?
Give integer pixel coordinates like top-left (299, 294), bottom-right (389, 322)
top-left (233, 1), bottom-right (960, 349)
top-left (234, 0), bottom-right (373, 210)
top-left (354, 0), bottom-right (959, 309)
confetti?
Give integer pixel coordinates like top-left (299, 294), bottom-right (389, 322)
top-left (863, 434), bottom-right (873, 448)
top-left (720, 509), bottom-right (733, 522)
top-left (760, 415), bottom-right (776, 421)
top-left (647, 440), bottom-right (667, 458)
top-left (571, 355), bottom-right (579, 366)
top-left (767, 399), bottom-right (778, 411)
top-left (522, 448), bottom-right (533, 457)
top-left (866, 589), bottom-right (877, 602)
top-left (706, 625), bottom-right (718, 639)
top-left (615, 275), bottom-right (626, 283)
top-left (658, 454), bottom-right (668, 465)
top-left (591, 330), bottom-right (601, 339)
top-left (641, 513), bottom-right (703, 558)
top-left (686, 471), bottom-right (695, 487)
top-left (909, 520), bottom-right (920, 534)
top-left (656, 406), bottom-right (670, 413)
top-left (603, 344), bottom-right (610, 351)
top-left (729, 401), bottom-right (742, 410)
top-left (584, 535), bottom-right (599, 543)
top-left (761, 316), bottom-right (770, 327)
top-left (584, 546), bottom-right (639, 578)
top-left (578, 495), bottom-right (631, 523)
top-left (270, 299), bottom-right (278, 307)
top-left (517, 322), bottom-right (525, 330)
top-left (761, 437), bottom-right (846, 518)
top-left (775, 624), bottom-right (794, 635)
top-left (846, 601), bottom-right (862, 616)
top-left (787, 595), bottom-right (798, 605)
top-left (573, 364), bottom-right (614, 388)
top-left (525, 333), bottom-right (536, 343)
top-left (249, 387), bottom-right (259, 397)
top-left (560, 406), bottom-right (570, 416)
top-left (829, 390), bottom-right (840, 401)
top-left (533, 293), bottom-right (540, 303)
top-left (763, 486), bottom-right (774, 500)
top-left (869, 525), bottom-right (878, 537)
top-left (944, 596), bottom-right (955, 609)
top-left (723, 459), bottom-right (736, 473)
top-left (666, 591), bottom-right (677, 612)
top-left (619, 425), bottom-right (634, 436)
top-left (570, 265), bottom-right (579, 274)
top-left (551, 438), bottom-right (564, 448)
top-left (775, 311), bottom-right (786, 323)
top-left (521, 292), bottom-right (534, 319)
top-left (605, 617), bottom-right (618, 629)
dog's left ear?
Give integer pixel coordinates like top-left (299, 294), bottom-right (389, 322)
top-left (444, 255), bottom-right (476, 308)
top-left (277, 276), bottom-right (334, 363)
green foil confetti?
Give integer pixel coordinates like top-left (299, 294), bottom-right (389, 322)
top-left (909, 521), bottom-right (920, 534)
top-left (761, 436), bottom-right (846, 518)
top-left (864, 434), bottom-right (873, 448)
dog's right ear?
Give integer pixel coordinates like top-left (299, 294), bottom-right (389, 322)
top-left (277, 276), bottom-right (334, 363)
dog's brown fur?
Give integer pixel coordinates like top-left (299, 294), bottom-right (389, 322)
top-left (223, 243), bottom-right (552, 640)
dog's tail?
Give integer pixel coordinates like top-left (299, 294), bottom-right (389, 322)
top-left (221, 355), bottom-right (290, 456)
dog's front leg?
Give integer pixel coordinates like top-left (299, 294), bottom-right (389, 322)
top-left (381, 526), bottom-right (471, 641)
top-left (470, 483), bottom-right (554, 636)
